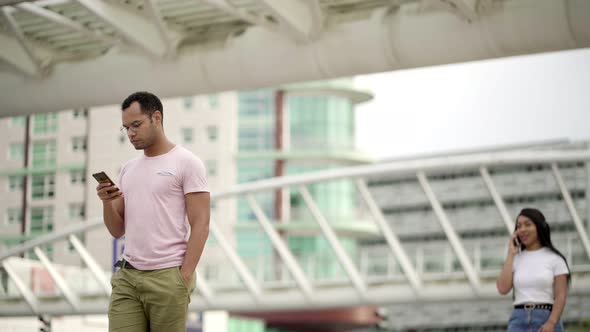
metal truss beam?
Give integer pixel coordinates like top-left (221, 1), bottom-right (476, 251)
top-left (68, 235), bottom-right (110, 296)
top-left (247, 195), bottom-right (314, 301)
top-left (200, 0), bottom-right (276, 31)
top-left (1, 259), bottom-right (39, 315)
top-left (0, 7), bottom-right (41, 76)
top-left (298, 185), bottom-right (368, 299)
top-left (76, 0), bottom-right (169, 58)
top-left (417, 171), bottom-right (481, 293)
top-left (142, 0), bottom-right (176, 56)
top-left (551, 163), bottom-right (590, 261)
top-left (33, 247), bottom-right (81, 311)
top-left (16, 2), bottom-right (121, 46)
top-left (258, 0), bottom-right (323, 41)
top-left (209, 221), bottom-right (262, 302)
top-left (195, 273), bottom-right (214, 305)
top-left (480, 166), bottom-right (514, 233)
top-left (439, 0), bottom-right (478, 22)
top-left (215, 151), bottom-right (590, 200)
top-left (355, 178), bottom-right (422, 295)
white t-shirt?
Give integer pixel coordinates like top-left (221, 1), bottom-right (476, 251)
top-left (512, 247), bottom-right (569, 305)
top-left (119, 145), bottom-right (209, 270)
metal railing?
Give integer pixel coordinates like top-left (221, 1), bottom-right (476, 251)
top-left (1, 150), bottom-right (590, 316)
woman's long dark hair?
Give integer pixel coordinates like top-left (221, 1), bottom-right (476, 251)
top-left (516, 208), bottom-right (571, 285)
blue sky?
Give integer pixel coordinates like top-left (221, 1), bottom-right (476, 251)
top-left (355, 48), bottom-right (590, 159)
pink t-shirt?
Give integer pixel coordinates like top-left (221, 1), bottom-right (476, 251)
top-left (118, 145), bottom-right (209, 270)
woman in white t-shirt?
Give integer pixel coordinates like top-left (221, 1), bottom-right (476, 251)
top-left (497, 208), bottom-right (570, 332)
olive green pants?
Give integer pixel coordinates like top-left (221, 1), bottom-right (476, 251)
top-left (108, 266), bottom-right (195, 332)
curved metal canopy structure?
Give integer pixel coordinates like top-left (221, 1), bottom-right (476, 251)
top-left (0, 0), bottom-right (589, 117)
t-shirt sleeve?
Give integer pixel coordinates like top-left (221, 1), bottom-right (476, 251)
top-left (552, 255), bottom-right (569, 276)
top-left (118, 163), bottom-right (129, 192)
top-left (182, 155), bottom-right (209, 194)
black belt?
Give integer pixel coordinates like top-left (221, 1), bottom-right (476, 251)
top-left (114, 259), bottom-right (137, 270)
top-left (514, 303), bottom-right (553, 311)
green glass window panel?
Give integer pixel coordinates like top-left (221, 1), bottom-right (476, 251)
top-left (30, 207), bottom-right (53, 235)
top-left (69, 203), bottom-right (86, 219)
top-left (31, 173), bottom-right (55, 199)
top-left (9, 143), bottom-right (24, 161)
top-left (70, 170), bottom-right (86, 184)
top-left (72, 109), bottom-right (88, 118)
top-left (11, 116), bottom-right (26, 127)
top-left (228, 317), bottom-right (265, 332)
top-left (72, 137), bottom-right (87, 152)
top-left (182, 128), bottom-right (193, 144)
top-left (238, 127), bottom-right (274, 151)
top-left (32, 113), bottom-right (57, 134)
top-left (8, 176), bottom-right (23, 191)
top-left (288, 95), bottom-right (354, 151)
top-left (238, 90), bottom-right (274, 117)
top-left (183, 98), bottom-right (193, 110)
top-left (238, 90), bottom-right (275, 152)
top-left (6, 208), bottom-right (22, 224)
top-left (205, 160), bottom-right (217, 177)
top-left (207, 126), bottom-right (218, 141)
top-left (31, 174), bottom-right (55, 199)
top-left (32, 140), bottom-right (56, 168)
top-left (208, 95), bottom-right (219, 109)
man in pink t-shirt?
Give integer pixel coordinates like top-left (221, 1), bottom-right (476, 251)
top-left (96, 91), bottom-right (210, 332)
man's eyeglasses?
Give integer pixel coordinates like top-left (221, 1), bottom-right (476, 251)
top-left (120, 118), bottom-right (149, 134)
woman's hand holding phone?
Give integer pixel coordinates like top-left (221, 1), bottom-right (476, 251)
top-left (509, 232), bottom-right (520, 256)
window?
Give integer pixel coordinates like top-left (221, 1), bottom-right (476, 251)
top-left (32, 140), bottom-right (56, 168)
top-left (206, 160), bottom-right (217, 177)
top-left (183, 98), bottom-right (194, 110)
top-left (206, 126), bottom-right (218, 142)
top-left (69, 203), bottom-right (86, 220)
top-left (70, 170), bottom-right (86, 185)
top-left (30, 206), bottom-right (54, 234)
top-left (208, 95), bottom-right (219, 109)
top-left (72, 137), bottom-right (87, 152)
top-left (31, 174), bottom-right (55, 199)
top-left (10, 116), bottom-right (25, 127)
top-left (6, 208), bottom-right (22, 225)
top-left (181, 128), bottom-right (193, 144)
top-left (8, 176), bottom-right (23, 191)
top-left (8, 143), bottom-right (24, 162)
top-left (72, 109), bottom-right (88, 119)
top-left (32, 113), bottom-right (57, 134)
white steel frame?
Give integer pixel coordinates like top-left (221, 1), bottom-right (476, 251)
top-left (1, 150), bottom-right (590, 316)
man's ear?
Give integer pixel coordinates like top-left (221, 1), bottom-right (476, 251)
top-left (153, 111), bottom-right (162, 125)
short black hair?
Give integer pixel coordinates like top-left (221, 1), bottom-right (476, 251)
top-left (121, 91), bottom-right (164, 124)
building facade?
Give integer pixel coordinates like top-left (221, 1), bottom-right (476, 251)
top-left (0, 93), bottom-right (237, 270)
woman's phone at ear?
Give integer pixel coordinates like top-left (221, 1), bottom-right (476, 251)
top-left (513, 238), bottom-right (520, 248)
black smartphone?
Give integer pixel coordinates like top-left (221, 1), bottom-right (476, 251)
top-left (92, 171), bottom-right (118, 194)
top-left (513, 237), bottom-right (520, 248)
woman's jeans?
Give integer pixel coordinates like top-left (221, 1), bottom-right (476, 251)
top-left (508, 308), bottom-right (564, 332)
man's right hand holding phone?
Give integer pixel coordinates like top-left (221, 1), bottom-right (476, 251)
top-left (93, 171), bottom-right (125, 238)
top-left (96, 182), bottom-right (122, 202)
